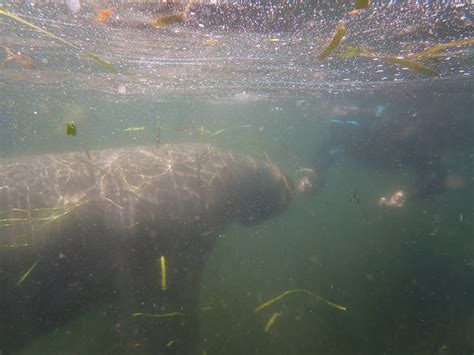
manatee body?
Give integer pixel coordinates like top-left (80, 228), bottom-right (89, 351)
top-left (0, 143), bottom-right (292, 354)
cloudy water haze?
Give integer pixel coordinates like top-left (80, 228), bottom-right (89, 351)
top-left (0, 1), bottom-right (473, 354)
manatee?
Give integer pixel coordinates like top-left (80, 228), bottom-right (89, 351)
top-left (0, 143), bottom-right (293, 354)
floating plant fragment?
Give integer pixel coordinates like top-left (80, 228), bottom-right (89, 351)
top-left (337, 44), bottom-right (369, 58)
top-left (264, 312), bottom-right (281, 332)
top-left (255, 289), bottom-right (347, 313)
top-left (0, 206), bottom-right (73, 228)
top-left (0, 5), bottom-right (116, 72)
top-left (96, 8), bottom-right (113, 23)
top-left (160, 255), bottom-right (167, 291)
top-left (2, 46), bottom-right (36, 69)
top-left (83, 52), bottom-right (117, 73)
top-left (16, 260), bottom-right (39, 287)
top-left (152, 0), bottom-right (193, 27)
top-left (205, 39), bottom-right (218, 45)
top-left (66, 121), bottom-right (77, 136)
top-left (123, 127), bottom-right (145, 132)
top-left (0, 243), bottom-right (31, 248)
top-left (166, 340), bottom-right (176, 349)
top-left (380, 55), bottom-right (438, 76)
top-left (337, 45), bottom-right (438, 76)
top-left (208, 125), bottom-right (253, 137)
top-left (317, 22), bottom-right (347, 60)
top-left (132, 312), bottom-right (184, 319)
top-left (354, 0), bottom-right (370, 9)
top-left (409, 37), bottom-right (474, 58)
top-left (152, 13), bottom-right (185, 27)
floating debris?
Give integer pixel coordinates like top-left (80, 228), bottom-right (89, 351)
top-left (180, 125), bottom-right (250, 138)
top-left (66, 121), bottom-right (77, 136)
top-left (269, 38), bottom-right (280, 43)
top-left (354, 0), bottom-right (370, 9)
top-left (337, 45), bottom-right (438, 76)
top-left (255, 289), bottom-right (347, 313)
top-left (0, 243), bottom-right (32, 248)
top-left (0, 206), bottom-right (73, 227)
top-left (16, 260), bottom-right (39, 287)
top-left (196, 126), bottom-right (211, 137)
top-left (349, 188), bottom-right (360, 205)
top-left (0, 5), bottom-right (116, 72)
top-left (132, 312), bottom-right (184, 319)
top-left (337, 45), bottom-right (368, 58)
top-left (208, 125), bottom-right (253, 137)
top-left (83, 53), bottom-right (116, 73)
top-left (160, 255), bottom-right (167, 291)
top-left (0, 204), bottom-right (83, 245)
top-left (117, 84), bottom-right (127, 95)
top-left (209, 128), bottom-right (228, 137)
top-left (429, 227), bottom-right (439, 236)
top-left (123, 127), bottom-right (145, 132)
top-left (113, 343), bottom-right (145, 353)
top-left (2, 46), bottom-right (36, 69)
top-left (155, 119), bottom-right (162, 146)
top-left (96, 8), bottom-right (113, 23)
top-left (152, 13), bottom-right (185, 27)
top-left (10, 208), bottom-right (28, 213)
top-left (317, 22), bottom-right (347, 60)
top-left (410, 38), bottom-right (474, 58)
top-left (152, 0), bottom-right (193, 27)
top-left (65, 0), bottom-right (81, 14)
top-left (205, 39), bottom-right (218, 45)
top-left (380, 55), bottom-right (438, 76)
top-left (166, 339), bottom-right (176, 348)
top-left (264, 312), bottom-right (281, 332)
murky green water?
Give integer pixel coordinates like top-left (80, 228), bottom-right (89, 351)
top-left (1, 1), bottom-right (473, 354)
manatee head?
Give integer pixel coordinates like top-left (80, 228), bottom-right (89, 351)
top-left (229, 158), bottom-right (294, 225)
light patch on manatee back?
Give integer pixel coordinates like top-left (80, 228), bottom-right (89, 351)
top-left (58, 192), bottom-right (87, 206)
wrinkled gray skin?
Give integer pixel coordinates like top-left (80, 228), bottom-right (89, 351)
top-left (0, 143), bottom-right (292, 354)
